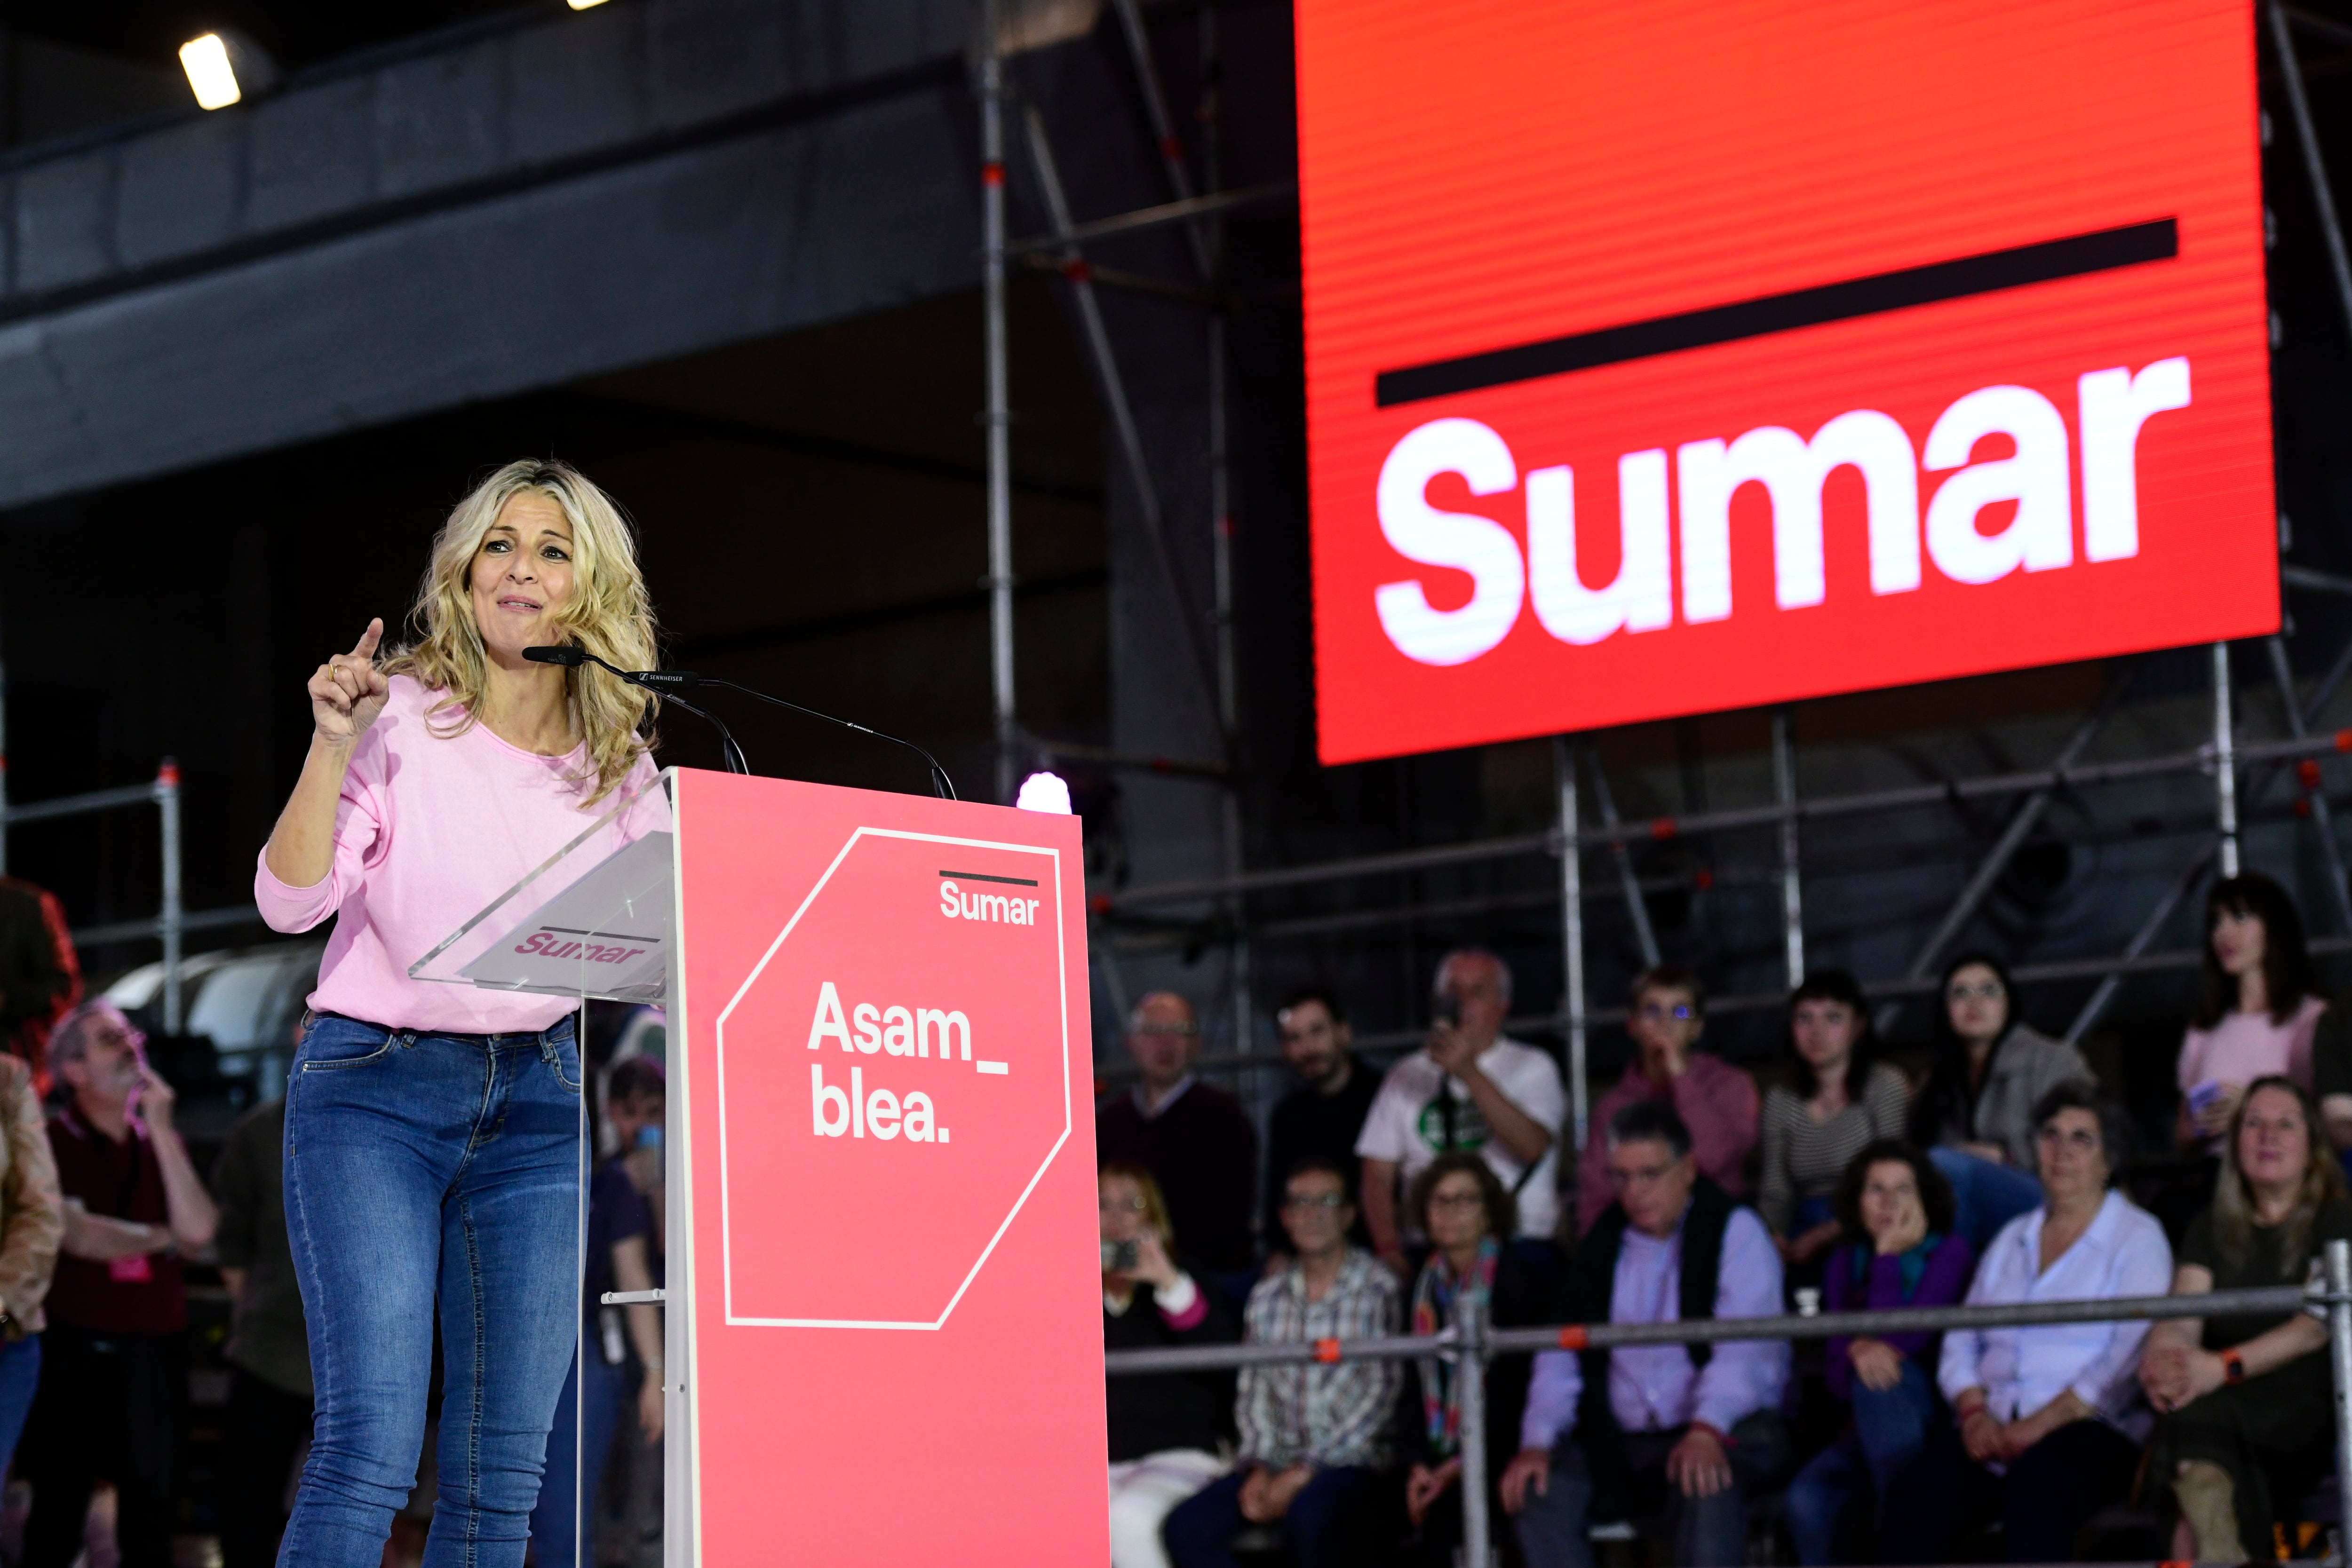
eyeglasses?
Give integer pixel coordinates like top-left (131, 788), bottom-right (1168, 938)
top-left (1947, 982), bottom-right (2005, 1003)
top-left (1098, 1196), bottom-right (1148, 1213)
top-left (1130, 1023), bottom-right (1198, 1039)
top-left (2036, 1126), bottom-right (2102, 1153)
top-left (1281, 1192), bottom-right (1348, 1212)
top-left (1635, 1001), bottom-right (1696, 1022)
top-left (1427, 1191), bottom-right (1486, 1211)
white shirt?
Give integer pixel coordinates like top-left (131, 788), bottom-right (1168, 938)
top-left (1939, 1188), bottom-right (2173, 1443)
top-left (1354, 1036), bottom-right (1565, 1238)
top-left (1519, 1205), bottom-right (1788, 1449)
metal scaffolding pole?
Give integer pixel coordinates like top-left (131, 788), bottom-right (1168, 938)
top-left (158, 760), bottom-right (183, 1035)
top-left (1455, 1292), bottom-right (1493, 1568)
top-left (1772, 711), bottom-right (1804, 986)
top-left (1555, 738), bottom-right (1589, 1154)
top-left (2216, 643), bottom-right (2241, 878)
top-left (2329, 1239), bottom-right (2352, 1552)
top-left (1101, 726), bottom-right (2352, 912)
top-left (2064, 839), bottom-right (2216, 1045)
top-left (1199, 6), bottom-right (1250, 1077)
top-left (1585, 744), bottom-right (1661, 971)
top-left (1107, 0), bottom-right (1212, 279)
top-left (2270, 1), bottom-right (2352, 349)
top-left (2268, 636), bottom-right (2352, 930)
top-left (1890, 673), bottom-right (2130, 1019)
top-left (1019, 104), bottom-right (1224, 731)
top-left (979, 0), bottom-right (1016, 804)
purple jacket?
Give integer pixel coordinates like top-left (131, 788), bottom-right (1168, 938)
top-left (1823, 1234), bottom-right (1977, 1402)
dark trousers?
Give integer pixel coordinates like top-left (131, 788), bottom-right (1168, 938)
top-left (1515, 1414), bottom-right (1787, 1568)
top-left (1881, 1416), bottom-right (2140, 1564)
top-left (1162, 1465), bottom-right (1386, 1568)
top-left (19, 1328), bottom-right (180, 1568)
top-left (220, 1366), bottom-right (314, 1568)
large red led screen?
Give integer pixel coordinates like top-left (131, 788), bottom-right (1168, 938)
top-left (1297, 0), bottom-right (2277, 764)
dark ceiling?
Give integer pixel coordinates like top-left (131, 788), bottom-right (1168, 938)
top-left (2, 0), bottom-right (541, 76)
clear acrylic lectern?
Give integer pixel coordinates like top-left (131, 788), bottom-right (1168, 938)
top-left (408, 767), bottom-right (692, 1568)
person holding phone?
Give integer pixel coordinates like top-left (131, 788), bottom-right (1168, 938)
top-left (255, 461), bottom-right (664, 1567)
top-left (1102, 1162), bottom-right (1238, 1568)
top-left (20, 1000), bottom-right (217, 1568)
top-left (1358, 950), bottom-right (1565, 1268)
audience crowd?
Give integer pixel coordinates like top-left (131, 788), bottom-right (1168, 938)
top-left (1100, 871), bottom-right (2352, 1567)
top-left (0, 867), bottom-right (2348, 1565)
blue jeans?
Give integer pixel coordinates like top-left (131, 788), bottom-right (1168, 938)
top-left (279, 1012), bottom-right (583, 1568)
top-left (1787, 1359), bottom-right (1937, 1564)
top-left (0, 1334), bottom-right (39, 1473)
top-left (1162, 1465), bottom-right (1384, 1568)
top-left (528, 1350), bottom-right (631, 1568)
top-left (1928, 1147), bottom-right (2041, 1254)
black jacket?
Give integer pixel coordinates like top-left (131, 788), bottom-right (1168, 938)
top-left (1104, 1277), bottom-right (1240, 1462)
top-left (1398, 1239), bottom-right (1566, 1472)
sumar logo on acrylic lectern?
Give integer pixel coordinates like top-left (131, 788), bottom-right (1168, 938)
top-left (711, 827), bottom-right (1072, 1330)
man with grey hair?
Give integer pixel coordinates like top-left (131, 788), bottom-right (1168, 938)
top-left (22, 999), bottom-right (218, 1568)
top-left (1357, 949), bottom-right (1565, 1264)
top-left (1097, 992), bottom-right (1259, 1272)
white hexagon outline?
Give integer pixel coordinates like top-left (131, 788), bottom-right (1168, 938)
top-left (711, 826), bottom-right (1071, 1330)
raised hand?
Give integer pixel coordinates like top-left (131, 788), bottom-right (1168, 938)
top-left (310, 619), bottom-right (390, 746)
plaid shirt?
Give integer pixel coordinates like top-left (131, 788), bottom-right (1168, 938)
top-left (1238, 1247), bottom-right (1400, 1469)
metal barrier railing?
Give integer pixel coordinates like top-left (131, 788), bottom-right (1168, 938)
top-left (1104, 1240), bottom-right (2352, 1568)
top-left (1, 761), bottom-right (188, 1031)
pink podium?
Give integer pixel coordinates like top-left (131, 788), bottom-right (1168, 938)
top-left (414, 768), bottom-right (1106, 1565)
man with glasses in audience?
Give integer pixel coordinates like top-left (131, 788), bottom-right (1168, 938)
top-left (1505, 1100), bottom-right (1787, 1568)
top-left (1261, 988), bottom-right (1380, 1259)
top-left (1357, 950), bottom-right (1565, 1270)
top-left (21, 1001), bottom-right (218, 1568)
top-left (1575, 968), bottom-right (1759, 1235)
top-left (1163, 1156), bottom-right (1399, 1568)
top-left (1097, 992), bottom-right (1259, 1273)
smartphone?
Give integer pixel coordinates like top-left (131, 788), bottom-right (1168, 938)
top-left (1101, 1239), bottom-right (1140, 1271)
top-left (1432, 993), bottom-right (1463, 1028)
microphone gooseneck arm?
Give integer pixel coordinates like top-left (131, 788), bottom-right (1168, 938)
top-left (697, 677), bottom-right (956, 801)
top-left (523, 645), bottom-right (748, 776)
top-left (521, 647), bottom-right (955, 798)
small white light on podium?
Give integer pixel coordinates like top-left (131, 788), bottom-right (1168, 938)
top-left (567, 0), bottom-right (612, 9)
top-left (178, 34), bottom-right (240, 110)
top-left (1015, 771), bottom-right (1073, 815)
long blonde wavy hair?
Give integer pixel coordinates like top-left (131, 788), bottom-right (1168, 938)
top-left (382, 460), bottom-right (658, 802)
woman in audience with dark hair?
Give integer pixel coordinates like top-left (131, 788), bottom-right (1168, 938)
top-left (2177, 873), bottom-right (2326, 1155)
top-left (1758, 968), bottom-right (1910, 1280)
top-left (1910, 952), bottom-right (2091, 1251)
top-left (1884, 1082), bottom-right (2171, 1564)
top-left (2140, 1076), bottom-right (2352, 1562)
top-left (1100, 1161), bottom-right (1239, 1568)
top-left (1398, 1152), bottom-right (1558, 1567)
top-left (1785, 1142), bottom-right (1975, 1565)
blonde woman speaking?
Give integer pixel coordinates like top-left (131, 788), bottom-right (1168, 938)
top-left (256, 461), bottom-right (660, 1567)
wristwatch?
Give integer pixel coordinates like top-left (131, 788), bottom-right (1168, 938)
top-left (2220, 1348), bottom-right (2246, 1385)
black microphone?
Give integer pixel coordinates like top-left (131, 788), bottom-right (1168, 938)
top-left (523, 648), bottom-right (956, 800)
top-left (524, 646), bottom-right (748, 776)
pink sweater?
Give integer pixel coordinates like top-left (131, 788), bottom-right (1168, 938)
top-left (255, 676), bottom-right (659, 1035)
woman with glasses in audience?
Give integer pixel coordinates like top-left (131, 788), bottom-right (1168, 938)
top-left (1758, 969), bottom-right (1910, 1282)
top-left (1785, 1142), bottom-right (1974, 1565)
top-left (1101, 1161), bottom-right (1238, 1568)
top-left (1399, 1153), bottom-right (1560, 1567)
top-left (2141, 1077), bottom-right (2352, 1562)
top-left (1884, 1082), bottom-right (2171, 1563)
top-left (1910, 953), bottom-right (2092, 1251)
